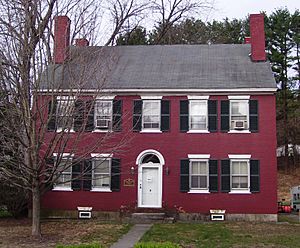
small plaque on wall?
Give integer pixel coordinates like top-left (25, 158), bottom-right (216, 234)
top-left (124, 178), bottom-right (135, 187)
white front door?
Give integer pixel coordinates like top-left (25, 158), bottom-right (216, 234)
top-left (138, 163), bottom-right (162, 208)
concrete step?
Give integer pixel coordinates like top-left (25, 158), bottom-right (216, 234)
top-left (131, 213), bottom-right (175, 224)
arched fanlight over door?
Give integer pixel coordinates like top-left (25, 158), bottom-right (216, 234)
top-left (141, 154), bottom-right (160, 164)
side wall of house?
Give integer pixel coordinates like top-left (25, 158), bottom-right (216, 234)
top-left (41, 94), bottom-right (277, 215)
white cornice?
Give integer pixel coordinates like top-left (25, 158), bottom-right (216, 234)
top-left (38, 88), bottom-right (277, 95)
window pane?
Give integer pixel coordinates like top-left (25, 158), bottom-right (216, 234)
top-left (231, 102), bottom-right (247, 116)
top-left (240, 177), bottom-right (248, 188)
top-left (240, 162), bottom-right (248, 174)
top-left (232, 162), bottom-right (239, 174)
top-left (191, 176), bottom-right (199, 188)
top-left (232, 176), bottom-right (239, 188)
top-left (191, 162), bottom-right (200, 174)
top-left (199, 176), bottom-right (207, 188)
top-left (199, 162), bottom-right (207, 174)
top-left (94, 175), bottom-right (110, 187)
top-left (94, 160), bottom-right (110, 173)
top-left (190, 102), bottom-right (206, 115)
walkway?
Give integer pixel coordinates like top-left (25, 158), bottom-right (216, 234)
top-left (110, 224), bottom-right (152, 248)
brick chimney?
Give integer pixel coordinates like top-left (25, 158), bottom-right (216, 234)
top-left (249, 14), bottom-right (266, 62)
top-left (75, 38), bottom-right (89, 47)
top-left (54, 16), bottom-right (71, 64)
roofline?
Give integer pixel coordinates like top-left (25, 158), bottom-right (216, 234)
top-left (37, 87), bottom-right (277, 95)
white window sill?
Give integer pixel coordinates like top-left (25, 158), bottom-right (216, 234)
top-left (90, 188), bottom-right (112, 192)
top-left (187, 130), bottom-right (210, 134)
top-left (56, 129), bottom-right (75, 133)
top-left (188, 189), bottom-right (210, 194)
top-left (229, 190), bottom-right (251, 194)
top-left (52, 187), bottom-right (73, 191)
top-left (228, 130), bottom-right (251, 134)
top-left (93, 129), bottom-right (112, 133)
top-left (140, 130), bottom-right (162, 133)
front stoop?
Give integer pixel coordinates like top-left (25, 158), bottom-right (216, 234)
top-left (131, 213), bottom-right (175, 224)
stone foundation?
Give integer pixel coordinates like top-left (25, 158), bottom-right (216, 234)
top-left (178, 213), bottom-right (278, 222)
top-left (40, 209), bottom-right (277, 223)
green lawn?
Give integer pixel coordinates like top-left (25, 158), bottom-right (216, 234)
top-left (139, 221), bottom-right (300, 248)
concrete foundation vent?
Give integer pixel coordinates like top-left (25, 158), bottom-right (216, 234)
top-left (210, 209), bottom-right (226, 221)
top-left (77, 206), bottom-right (92, 219)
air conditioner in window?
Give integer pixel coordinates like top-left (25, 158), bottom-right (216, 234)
top-left (96, 119), bottom-right (109, 128)
top-left (233, 120), bottom-right (246, 130)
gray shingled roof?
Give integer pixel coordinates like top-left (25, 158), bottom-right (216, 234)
top-left (41, 44), bottom-right (276, 90)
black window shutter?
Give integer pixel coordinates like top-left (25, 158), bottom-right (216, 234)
top-left (83, 159), bottom-right (92, 191)
top-left (208, 100), bottom-right (217, 132)
top-left (221, 159), bottom-right (230, 192)
top-left (47, 99), bottom-right (57, 131)
top-left (221, 100), bottom-right (229, 132)
top-left (250, 160), bottom-right (260, 193)
top-left (249, 100), bottom-right (259, 132)
top-left (113, 100), bottom-right (122, 132)
top-left (111, 158), bottom-right (121, 192)
top-left (45, 157), bottom-right (55, 189)
top-left (180, 100), bottom-right (189, 132)
top-left (74, 100), bottom-right (84, 132)
top-left (85, 100), bottom-right (94, 132)
top-left (133, 100), bottom-right (142, 131)
top-left (180, 159), bottom-right (189, 192)
top-left (161, 100), bottom-right (170, 132)
top-left (209, 160), bottom-right (218, 192)
top-left (71, 160), bottom-right (82, 191)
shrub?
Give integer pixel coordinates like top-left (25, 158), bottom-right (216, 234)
top-left (134, 242), bottom-right (181, 248)
top-left (56, 243), bottom-right (103, 248)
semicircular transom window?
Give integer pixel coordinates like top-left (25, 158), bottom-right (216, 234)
top-left (142, 154), bottom-right (160, 164)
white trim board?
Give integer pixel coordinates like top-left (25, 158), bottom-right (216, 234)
top-left (38, 88), bottom-right (277, 94)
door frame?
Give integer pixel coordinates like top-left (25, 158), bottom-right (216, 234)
top-left (136, 150), bottom-right (165, 208)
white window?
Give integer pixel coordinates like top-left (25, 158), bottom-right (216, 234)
top-left (92, 158), bottom-right (111, 190)
top-left (231, 160), bottom-right (249, 190)
top-left (230, 100), bottom-right (249, 130)
top-left (94, 101), bottom-right (112, 130)
top-left (56, 98), bottom-right (75, 130)
top-left (53, 157), bottom-right (72, 190)
top-left (190, 160), bottom-right (209, 190)
top-left (142, 100), bottom-right (160, 130)
top-left (189, 100), bottom-right (207, 130)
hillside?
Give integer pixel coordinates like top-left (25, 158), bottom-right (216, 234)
top-left (278, 167), bottom-right (300, 202)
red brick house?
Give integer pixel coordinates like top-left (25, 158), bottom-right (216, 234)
top-left (41, 14), bottom-right (277, 221)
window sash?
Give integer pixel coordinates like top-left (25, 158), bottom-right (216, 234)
top-left (189, 100), bottom-right (207, 130)
top-left (92, 159), bottom-right (111, 188)
top-left (190, 160), bottom-right (208, 190)
top-left (142, 100), bottom-right (160, 130)
top-left (55, 159), bottom-right (72, 188)
top-left (56, 99), bottom-right (75, 129)
top-left (95, 101), bottom-right (112, 129)
top-left (231, 160), bottom-right (249, 190)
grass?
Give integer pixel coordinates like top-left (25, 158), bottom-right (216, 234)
top-left (140, 222), bottom-right (300, 248)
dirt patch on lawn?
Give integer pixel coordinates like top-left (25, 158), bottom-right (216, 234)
top-left (0, 218), bottom-right (130, 248)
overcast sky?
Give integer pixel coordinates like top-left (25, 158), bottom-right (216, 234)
top-left (207, 0), bottom-right (299, 21)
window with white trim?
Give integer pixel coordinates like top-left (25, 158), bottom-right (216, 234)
top-left (142, 100), bottom-right (160, 130)
top-left (230, 100), bottom-right (249, 130)
top-left (92, 158), bottom-right (111, 189)
top-left (56, 98), bottom-right (75, 130)
top-left (189, 100), bottom-right (207, 131)
top-left (190, 160), bottom-right (209, 190)
top-left (94, 100), bottom-right (112, 130)
top-left (54, 157), bottom-right (72, 189)
top-left (231, 159), bottom-right (249, 190)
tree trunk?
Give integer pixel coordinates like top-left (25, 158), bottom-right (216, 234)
top-left (32, 184), bottom-right (41, 237)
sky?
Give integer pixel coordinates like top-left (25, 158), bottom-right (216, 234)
top-left (207, 0), bottom-right (299, 21)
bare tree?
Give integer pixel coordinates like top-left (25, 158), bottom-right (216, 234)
top-left (0, 0), bottom-right (131, 238)
top-left (104, 0), bottom-right (150, 46)
top-left (151, 0), bottom-right (213, 44)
